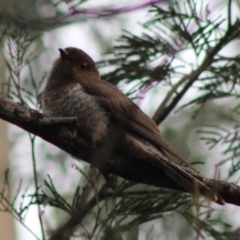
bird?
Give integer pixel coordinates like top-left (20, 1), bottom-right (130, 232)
top-left (42, 47), bottom-right (225, 205)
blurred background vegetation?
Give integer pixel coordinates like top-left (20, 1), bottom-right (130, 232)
top-left (0, 0), bottom-right (240, 239)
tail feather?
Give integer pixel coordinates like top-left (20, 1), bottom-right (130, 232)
top-left (147, 146), bottom-right (225, 205)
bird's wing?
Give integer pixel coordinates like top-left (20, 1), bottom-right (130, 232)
top-left (82, 79), bottom-right (185, 162)
top-left (81, 79), bottom-right (225, 205)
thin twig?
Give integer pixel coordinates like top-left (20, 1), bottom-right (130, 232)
top-left (30, 135), bottom-right (45, 240)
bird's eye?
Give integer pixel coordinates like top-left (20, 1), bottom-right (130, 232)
top-left (81, 62), bottom-right (87, 70)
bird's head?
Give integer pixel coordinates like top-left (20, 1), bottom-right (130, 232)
top-left (48, 47), bottom-right (100, 86)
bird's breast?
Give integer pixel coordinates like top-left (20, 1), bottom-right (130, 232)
top-left (42, 83), bottom-right (109, 143)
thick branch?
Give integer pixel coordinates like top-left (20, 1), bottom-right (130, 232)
top-left (0, 95), bottom-right (240, 206)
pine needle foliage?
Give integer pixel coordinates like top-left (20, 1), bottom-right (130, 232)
top-left (0, 0), bottom-right (240, 239)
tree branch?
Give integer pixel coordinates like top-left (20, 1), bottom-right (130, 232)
top-left (153, 19), bottom-right (240, 124)
top-left (0, 95), bottom-right (240, 207)
top-left (1, 0), bottom-right (167, 31)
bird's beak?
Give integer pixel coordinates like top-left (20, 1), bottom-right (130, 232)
top-left (58, 48), bottom-right (68, 58)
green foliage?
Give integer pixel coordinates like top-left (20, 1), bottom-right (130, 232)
top-left (1, 0), bottom-right (240, 239)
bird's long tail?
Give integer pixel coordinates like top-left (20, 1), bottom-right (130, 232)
top-left (146, 146), bottom-right (225, 205)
